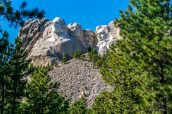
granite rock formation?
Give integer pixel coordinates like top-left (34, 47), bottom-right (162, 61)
top-left (19, 17), bottom-right (121, 66)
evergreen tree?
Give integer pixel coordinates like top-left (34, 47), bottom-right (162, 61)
top-left (6, 38), bottom-right (31, 114)
top-left (73, 49), bottom-right (82, 59)
top-left (62, 54), bottom-right (68, 64)
top-left (115, 0), bottom-right (172, 113)
top-left (92, 40), bottom-right (151, 113)
top-left (0, 32), bottom-right (13, 114)
top-left (88, 49), bottom-right (99, 66)
top-left (88, 49), bottom-right (104, 67)
top-left (0, 1), bottom-right (44, 113)
top-left (68, 98), bottom-right (90, 114)
top-left (0, 0), bottom-right (44, 29)
top-left (93, 0), bottom-right (172, 113)
top-left (18, 67), bottom-right (69, 114)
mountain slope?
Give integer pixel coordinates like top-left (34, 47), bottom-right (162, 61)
top-left (49, 59), bottom-right (112, 108)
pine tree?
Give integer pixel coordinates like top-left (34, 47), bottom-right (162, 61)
top-left (18, 67), bottom-right (69, 114)
top-left (92, 40), bottom-right (151, 113)
top-left (6, 38), bottom-right (31, 114)
top-left (87, 49), bottom-right (104, 68)
top-left (93, 0), bottom-right (172, 113)
top-left (68, 98), bottom-right (90, 114)
top-left (0, 1), bottom-right (44, 114)
top-left (0, 1), bottom-right (44, 113)
top-left (62, 54), bottom-right (68, 64)
top-left (0, 1), bottom-right (44, 29)
top-left (73, 49), bottom-right (82, 59)
top-left (115, 0), bottom-right (172, 113)
top-left (0, 32), bottom-right (13, 114)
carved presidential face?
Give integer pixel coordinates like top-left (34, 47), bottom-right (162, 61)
top-left (52, 17), bottom-right (67, 35)
top-left (96, 26), bottom-right (109, 41)
top-left (67, 23), bottom-right (83, 37)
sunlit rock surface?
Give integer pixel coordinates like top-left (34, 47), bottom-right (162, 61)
top-left (19, 17), bottom-right (121, 66)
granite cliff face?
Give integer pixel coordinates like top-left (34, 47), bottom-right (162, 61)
top-left (19, 17), bottom-right (121, 66)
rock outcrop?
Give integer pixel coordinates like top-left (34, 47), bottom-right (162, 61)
top-left (49, 59), bottom-right (112, 108)
top-left (19, 17), bottom-right (121, 66)
top-left (96, 21), bottom-right (121, 55)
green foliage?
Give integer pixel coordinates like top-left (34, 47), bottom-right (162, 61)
top-left (0, 32), bottom-right (13, 114)
top-left (0, 1), bottom-right (44, 29)
top-left (88, 50), bottom-right (104, 67)
top-left (93, 40), bottom-right (151, 113)
top-left (61, 54), bottom-right (68, 64)
top-left (92, 92), bottom-right (116, 114)
top-left (0, 1), bottom-right (44, 113)
top-left (73, 49), bottom-right (82, 59)
top-left (88, 49), bottom-right (97, 60)
top-left (115, 0), bottom-right (172, 113)
top-left (68, 98), bottom-right (90, 114)
top-left (93, 0), bottom-right (172, 113)
top-left (7, 38), bottom-right (32, 114)
top-left (0, 37), bottom-right (32, 114)
top-left (18, 67), bottom-right (69, 114)
top-left (80, 54), bottom-right (86, 61)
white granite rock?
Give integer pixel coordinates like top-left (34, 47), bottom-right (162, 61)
top-left (19, 17), bottom-right (121, 66)
top-left (96, 21), bottom-right (121, 55)
top-left (67, 23), bottom-right (83, 38)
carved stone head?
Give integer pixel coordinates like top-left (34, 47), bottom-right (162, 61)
top-left (52, 17), bottom-right (67, 36)
top-left (96, 25), bottom-right (110, 41)
top-left (67, 23), bottom-right (83, 37)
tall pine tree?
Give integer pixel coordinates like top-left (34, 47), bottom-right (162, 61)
top-left (0, 1), bottom-right (44, 113)
top-left (116, 0), bottom-right (172, 113)
top-left (92, 39), bottom-right (151, 113)
top-left (18, 67), bottom-right (69, 114)
top-left (93, 0), bottom-right (172, 113)
top-left (0, 32), bottom-right (13, 114)
top-left (7, 38), bottom-right (31, 114)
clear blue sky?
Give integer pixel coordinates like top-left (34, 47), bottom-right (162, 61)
top-left (2, 0), bottom-right (129, 42)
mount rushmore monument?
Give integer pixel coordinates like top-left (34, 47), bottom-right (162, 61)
top-left (19, 17), bottom-right (121, 66)
top-left (18, 17), bottom-right (121, 107)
